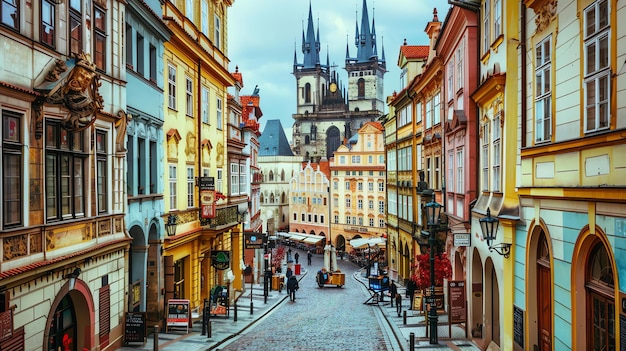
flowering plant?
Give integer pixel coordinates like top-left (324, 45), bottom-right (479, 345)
top-left (271, 246), bottom-right (285, 269)
top-left (410, 251), bottom-right (452, 291)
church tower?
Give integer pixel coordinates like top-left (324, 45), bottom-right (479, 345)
top-left (345, 0), bottom-right (386, 113)
top-left (292, 0), bottom-right (384, 161)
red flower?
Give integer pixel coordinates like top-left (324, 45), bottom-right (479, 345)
top-left (271, 246), bottom-right (285, 269)
top-left (410, 251), bottom-right (452, 291)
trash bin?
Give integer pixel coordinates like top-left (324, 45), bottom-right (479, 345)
top-left (294, 263), bottom-right (301, 275)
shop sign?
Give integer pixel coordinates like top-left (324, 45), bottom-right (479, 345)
top-left (244, 232), bottom-right (263, 249)
top-left (200, 177), bottom-right (215, 219)
top-left (448, 280), bottom-right (467, 324)
top-left (166, 299), bottom-right (190, 333)
top-left (453, 233), bottom-right (471, 247)
top-left (211, 250), bottom-right (230, 270)
top-left (124, 312), bottom-right (146, 344)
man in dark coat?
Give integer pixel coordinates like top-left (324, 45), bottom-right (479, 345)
top-left (389, 280), bottom-right (398, 307)
top-left (286, 275), bottom-right (299, 301)
top-left (294, 252), bottom-right (300, 264)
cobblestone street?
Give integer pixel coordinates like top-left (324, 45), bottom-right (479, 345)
top-left (217, 250), bottom-right (392, 350)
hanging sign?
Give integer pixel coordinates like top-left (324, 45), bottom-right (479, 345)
top-left (211, 250), bottom-right (230, 270)
top-left (200, 177), bottom-right (215, 219)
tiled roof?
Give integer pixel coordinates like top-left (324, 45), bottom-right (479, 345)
top-left (399, 45), bottom-right (429, 59)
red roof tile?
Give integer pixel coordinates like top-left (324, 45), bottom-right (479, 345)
top-left (400, 45), bottom-right (429, 59)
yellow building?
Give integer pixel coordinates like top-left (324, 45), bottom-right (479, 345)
top-left (161, 0), bottom-right (244, 323)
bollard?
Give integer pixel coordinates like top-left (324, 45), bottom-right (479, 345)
top-left (409, 332), bottom-right (415, 351)
top-left (403, 310), bottom-right (407, 324)
top-left (207, 320), bottom-right (212, 339)
top-left (153, 325), bottom-right (159, 351)
top-left (234, 300), bottom-right (238, 321)
top-left (201, 299), bottom-right (207, 335)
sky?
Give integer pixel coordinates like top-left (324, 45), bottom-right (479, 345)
top-left (228, 0), bottom-right (451, 141)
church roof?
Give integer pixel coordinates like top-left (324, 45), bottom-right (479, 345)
top-left (259, 120), bottom-right (294, 156)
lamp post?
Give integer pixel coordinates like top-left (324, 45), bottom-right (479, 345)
top-left (423, 200), bottom-right (443, 345)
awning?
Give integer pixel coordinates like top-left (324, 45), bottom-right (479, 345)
top-left (304, 237), bottom-right (324, 244)
top-left (349, 237), bottom-right (386, 249)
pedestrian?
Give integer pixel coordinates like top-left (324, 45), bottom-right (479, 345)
top-left (294, 252), bottom-right (300, 264)
top-left (395, 293), bottom-right (402, 317)
top-left (307, 251), bottom-right (312, 266)
top-left (286, 267), bottom-right (293, 279)
top-left (286, 275), bottom-right (299, 301)
top-left (287, 248), bottom-right (292, 261)
top-left (389, 280), bottom-right (397, 307)
top-left (406, 279), bottom-right (416, 309)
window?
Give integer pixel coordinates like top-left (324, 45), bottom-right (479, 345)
top-left (169, 164), bottom-right (177, 209)
top-left (584, 0), bottom-right (610, 133)
top-left (149, 44), bottom-right (157, 82)
top-left (69, 0), bottom-right (82, 55)
top-left (368, 200), bottom-right (374, 209)
top-left (201, 0), bottom-right (208, 34)
top-left (358, 216), bottom-right (363, 226)
top-left (357, 199), bottom-right (363, 209)
top-left (379, 219), bottom-right (385, 228)
top-left (493, 0), bottom-right (502, 38)
top-left (586, 242), bottom-right (615, 351)
top-left (334, 215), bottom-right (338, 224)
top-left (41, 0), bottom-right (55, 47)
top-left (137, 138), bottom-right (145, 194)
top-left (239, 164), bottom-right (247, 195)
top-left (481, 122), bottom-right (489, 190)
top-left (434, 156), bottom-right (440, 190)
top-left (202, 87), bottom-right (209, 123)
top-left (456, 149), bottom-right (464, 193)
top-left (304, 83), bottom-right (311, 103)
top-left (126, 24), bottom-right (133, 68)
top-left (1, 0), bottom-right (19, 31)
top-left (149, 141), bottom-right (157, 193)
top-left (96, 130), bottom-right (107, 213)
top-left (378, 182), bottom-right (384, 192)
top-left (333, 181), bottom-right (338, 190)
top-left (214, 14), bottom-right (221, 50)
top-left (369, 218), bottom-right (374, 227)
top-left (357, 182), bottom-right (363, 191)
top-left (136, 33), bottom-right (144, 76)
top-left (447, 62), bottom-right (454, 101)
top-left (45, 121), bottom-right (86, 221)
top-left (187, 166), bottom-right (194, 208)
top-left (535, 36), bottom-right (552, 142)
top-left (186, 76), bottom-right (193, 116)
top-left (229, 163), bottom-right (240, 194)
top-left (368, 182), bottom-right (374, 191)
top-left (483, 0), bottom-right (490, 52)
top-left (185, 0), bottom-right (193, 19)
top-left (456, 42), bottom-right (464, 91)
top-left (378, 201), bottom-right (385, 213)
top-left (433, 93), bottom-right (441, 125)
top-left (216, 168), bottom-right (223, 192)
top-left (93, 5), bottom-right (106, 71)
top-left (168, 64), bottom-right (176, 109)
top-left (345, 197), bottom-right (351, 207)
top-left (216, 97), bottom-right (222, 129)
top-left (352, 155), bottom-right (361, 164)
top-left (446, 150), bottom-right (454, 192)
top-left (358, 78), bottom-right (365, 97)
top-left (3, 111), bottom-right (23, 227)
top-left (346, 215), bottom-right (352, 224)
top-left (340, 155), bottom-right (346, 164)
top-left (345, 181), bottom-right (350, 190)
top-left (492, 113), bottom-right (502, 192)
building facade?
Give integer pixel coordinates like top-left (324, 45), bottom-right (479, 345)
top-left (329, 122), bottom-right (387, 255)
top-left (160, 0), bottom-right (243, 322)
top-left (0, 0), bottom-right (128, 349)
top-left (288, 162), bottom-right (331, 240)
top-left (124, 0), bottom-right (171, 327)
top-left (515, 0), bottom-right (626, 350)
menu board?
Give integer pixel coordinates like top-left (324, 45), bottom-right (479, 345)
top-left (166, 299), bottom-right (190, 333)
top-left (124, 312), bottom-right (146, 344)
top-left (448, 281), bottom-right (466, 323)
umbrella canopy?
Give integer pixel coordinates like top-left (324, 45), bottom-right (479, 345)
top-left (350, 237), bottom-right (386, 250)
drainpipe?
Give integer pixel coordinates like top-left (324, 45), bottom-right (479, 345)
top-left (520, 2), bottom-right (527, 148)
top-left (197, 59), bottom-right (202, 179)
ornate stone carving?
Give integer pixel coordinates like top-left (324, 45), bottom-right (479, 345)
top-left (99, 219), bottom-right (111, 236)
top-left (3, 235), bottom-right (27, 261)
top-left (115, 110), bottom-right (131, 152)
top-left (534, 0), bottom-right (557, 32)
top-left (46, 230), bottom-right (55, 250)
top-left (30, 233), bottom-right (42, 253)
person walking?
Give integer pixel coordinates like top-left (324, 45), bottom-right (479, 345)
top-left (395, 292), bottom-right (402, 317)
top-left (389, 280), bottom-right (398, 307)
top-left (286, 275), bottom-right (299, 302)
top-left (294, 252), bottom-right (300, 264)
top-left (285, 267), bottom-right (293, 279)
top-left (307, 251), bottom-right (312, 266)
top-left (406, 279), bottom-right (416, 310)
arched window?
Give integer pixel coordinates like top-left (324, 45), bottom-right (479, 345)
top-left (357, 78), bottom-right (365, 97)
top-left (304, 83), bottom-right (311, 103)
top-left (47, 295), bottom-right (77, 351)
top-left (586, 242), bottom-right (615, 350)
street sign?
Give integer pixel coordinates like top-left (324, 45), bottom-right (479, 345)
top-left (453, 233), bottom-right (471, 247)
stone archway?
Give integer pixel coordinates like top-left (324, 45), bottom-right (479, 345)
top-left (129, 225), bottom-right (147, 312)
top-left (484, 257), bottom-right (500, 346)
top-left (470, 248), bottom-right (484, 339)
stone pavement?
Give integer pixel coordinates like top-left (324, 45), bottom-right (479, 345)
top-left (117, 264), bottom-right (481, 351)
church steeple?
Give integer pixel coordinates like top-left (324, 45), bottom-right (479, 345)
top-left (356, 0), bottom-right (374, 62)
top-left (299, 2), bottom-right (320, 69)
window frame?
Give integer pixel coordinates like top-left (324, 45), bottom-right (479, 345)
top-left (168, 64), bottom-right (177, 109)
top-left (186, 76), bottom-right (194, 117)
top-left (2, 110), bottom-right (23, 228)
top-left (95, 130), bottom-right (108, 214)
top-left (93, 4), bottom-right (106, 71)
top-left (41, 0), bottom-right (55, 47)
top-left (535, 36), bottom-right (552, 143)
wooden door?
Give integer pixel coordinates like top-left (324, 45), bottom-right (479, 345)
top-left (537, 264), bottom-right (552, 351)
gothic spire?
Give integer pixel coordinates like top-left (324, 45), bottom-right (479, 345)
top-left (300, 1), bottom-right (320, 69)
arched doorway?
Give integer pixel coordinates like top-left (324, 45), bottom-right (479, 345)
top-left (129, 225), bottom-right (147, 312)
top-left (48, 295), bottom-right (77, 351)
top-left (470, 248), bottom-right (484, 339)
top-left (528, 227), bottom-right (552, 351)
top-left (586, 241), bottom-right (616, 349)
top-left (44, 280), bottom-right (94, 351)
top-left (484, 258), bottom-right (500, 346)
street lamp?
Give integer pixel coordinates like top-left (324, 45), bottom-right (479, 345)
top-left (165, 214), bottom-right (178, 236)
top-left (423, 200), bottom-right (444, 345)
top-left (479, 208), bottom-right (510, 258)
